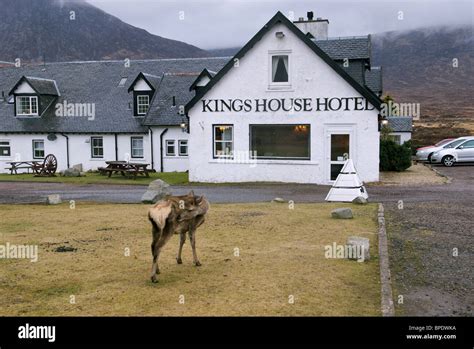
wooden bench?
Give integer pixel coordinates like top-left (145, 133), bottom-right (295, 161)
top-left (5, 166), bottom-right (33, 174)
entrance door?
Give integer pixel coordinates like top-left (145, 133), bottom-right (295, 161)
top-left (330, 134), bottom-right (350, 181)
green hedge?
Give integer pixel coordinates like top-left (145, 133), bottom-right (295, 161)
top-left (380, 140), bottom-right (412, 172)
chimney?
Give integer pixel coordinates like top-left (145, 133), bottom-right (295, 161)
top-left (293, 11), bottom-right (329, 40)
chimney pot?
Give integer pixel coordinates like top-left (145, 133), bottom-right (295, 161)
top-left (307, 11), bottom-right (314, 20)
top-left (298, 17), bottom-right (304, 21)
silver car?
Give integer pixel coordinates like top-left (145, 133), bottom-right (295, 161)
top-left (415, 138), bottom-right (457, 162)
top-left (430, 136), bottom-right (474, 166)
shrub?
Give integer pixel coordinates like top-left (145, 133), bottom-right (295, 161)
top-left (380, 139), bottom-right (412, 171)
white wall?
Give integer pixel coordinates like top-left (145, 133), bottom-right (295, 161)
top-left (188, 22), bottom-right (380, 184)
top-left (0, 129), bottom-right (188, 174)
top-left (150, 126), bottom-right (189, 173)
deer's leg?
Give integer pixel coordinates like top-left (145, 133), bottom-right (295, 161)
top-left (150, 226), bottom-right (161, 283)
top-left (151, 229), bottom-right (174, 283)
top-left (188, 227), bottom-right (201, 267)
top-left (176, 232), bottom-right (186, 264)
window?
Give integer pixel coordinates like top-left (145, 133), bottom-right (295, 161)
top-left (250, 125), bottom-right (310, 160)
top-left (16, 96), bottom-right (38, 115)
top-left (131, 137), bottom-right (144, 158)
top-left (166, 140), bottom-right (175, 156)
top-left (388, 135), bottom-right (401, 145)
top-left (136, 95), bottom-right (150, 115)
top-left (271, 55), bottom-right (289, 83)
top-left (91, 137), bottom-right (104, 158)
top-left (459, 140), bottom-right (474, 148)
top-left (32, 140), bottom-right (44, 159)
top-left (213, 125), bottom-right (233, 158)
top-left (0, 140), bottom-right (11, 157)
top-left (444, 139), bottom-right (465, 149)
top-left (178, 140), bottom-right (188, 156)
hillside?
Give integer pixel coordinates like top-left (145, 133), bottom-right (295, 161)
top-left (0, 0), bottom-right (208, 62)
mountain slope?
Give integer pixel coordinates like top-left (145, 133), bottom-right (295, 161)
top-left (0, 0), bottom-right (208, 62)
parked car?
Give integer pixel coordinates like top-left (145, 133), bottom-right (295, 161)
top-left (415, 138), bottom-right (456, 162)
top-left (430, 136), bottom-right (474, 166)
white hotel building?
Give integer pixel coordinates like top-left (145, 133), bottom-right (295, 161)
top-left (0, 11), bottom-right (409, 184)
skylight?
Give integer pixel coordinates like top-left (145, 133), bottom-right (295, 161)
top-left (118, 77), bottom-right (127, 87)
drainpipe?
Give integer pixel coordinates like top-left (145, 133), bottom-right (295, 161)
top-left (60, 133), bottom-right (70, 168)
top-left (148, 127), bottom-right (154, 170)
top-left (114, 133), bottom-right (118, 161)
top-left (159, 128), bottom-right (168, 173)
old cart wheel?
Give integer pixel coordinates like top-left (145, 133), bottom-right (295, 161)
top-left (43, 154), bottom-right (58, 175)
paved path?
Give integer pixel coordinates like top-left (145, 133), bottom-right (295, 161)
top-left (0, 164), bottom-right (472, 204)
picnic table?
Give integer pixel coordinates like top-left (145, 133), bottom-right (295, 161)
top-left (5, 160), bottom-right (41, 174)
top-left (98, 161), bottom-right (150, 179)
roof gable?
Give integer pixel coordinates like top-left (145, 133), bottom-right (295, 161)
top-left (8, 76), bottom-right (60, 96)
top-left (127, 72), bottom-right (160, 92)
top-left (189, 69), bottom-right (214, 91)
top-left (185, 11), bottom-right (382, 113)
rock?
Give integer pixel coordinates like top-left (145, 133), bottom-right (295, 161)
top-left (47, 194), bottom-right (62, 205)
top-left (272, 197), bottom-right (285, 203)
top-left (331, 207), bottom-right (353, 219)
top-left (346, 236), bottom-right (370, 261)
top-left (72, 163), bottom-right (83, 172)
top-left (141, 179), bottom-right (172, 204)
top-left (352, 196), bottom-right (368, 204)
top-left (63, 167), bottom-right (81, 177)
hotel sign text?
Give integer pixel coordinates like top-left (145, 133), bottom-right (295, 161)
top-left (201, 97), bottom-right (375, 113)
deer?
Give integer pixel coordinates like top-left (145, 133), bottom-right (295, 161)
top-left (148, 191), bottom-right (209, 283)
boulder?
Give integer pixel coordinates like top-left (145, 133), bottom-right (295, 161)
top-left (141, 179), bottom-right (172, 204)
top-left (331, 207), bottom-right (353, 219)
top-left (352, 196), bottom-right (368, 205)
top-left (63, 167), bottom-right (81, 177)
top-left (72, 163), bottom-right (83, 172)
top-left (271, 197), bottom-right (285, 203)
top-left (346, 236), bottom-right (370, 261)
top-left (47, 194), bottom-right (62, 205)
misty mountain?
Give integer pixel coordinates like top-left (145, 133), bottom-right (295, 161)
top-left (0, 0), bottom-right (208, 62)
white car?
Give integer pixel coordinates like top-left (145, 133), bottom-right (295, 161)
top-left (430, 136), bottom-right (474, 166)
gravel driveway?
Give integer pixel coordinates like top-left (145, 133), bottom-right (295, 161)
top-left (0, 164), bottom-right (472, 316)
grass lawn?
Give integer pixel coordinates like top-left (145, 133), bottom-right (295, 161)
top-left (0, 171), bottom-right (188, 186)
top-left (0, 202), bottom-right (380, 316)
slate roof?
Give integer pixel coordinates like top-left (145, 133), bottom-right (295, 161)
top-left (387, 116), bottom-right (413, 132)
top-left (365, 67), bottom-right (383, 95)
top-left (0, 58), bottom-right (228, 133)
top-left (143, 73), bottom-right (200, 126)
top-left (313, 36), bottom-right (370, 60)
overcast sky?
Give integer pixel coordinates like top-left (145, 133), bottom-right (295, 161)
top-left (88, 0), bottom-right (473, 49)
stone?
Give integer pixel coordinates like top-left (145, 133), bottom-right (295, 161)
top-left (72, 163), bottom-right (83, 172)
top-left (141, 179), bottom-right (172, 204)
top-left (346, 236), bottom-right (370, 261)
top-left (271, 197), bottom-right (285, 203)
top-left (63, 167), bottom-right (81, 177)
top-left (352, 196), bottom-right (368, 205)
top-left (47, 194), bottom-right (62, 205)
top-left (331, 207), bottom-right (353, 219)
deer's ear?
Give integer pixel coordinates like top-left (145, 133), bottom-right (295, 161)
top-left (188, 190), bottom-right (195, 197)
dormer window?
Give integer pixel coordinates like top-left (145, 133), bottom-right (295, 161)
top-left (137, 95), bottom-right (150, 115)
top-left (16, 96), bottom-right (38, 116)
top-left (9, 76), bottom-right (60, 117)
top-left (128, 72), bottom-right (159, 117)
